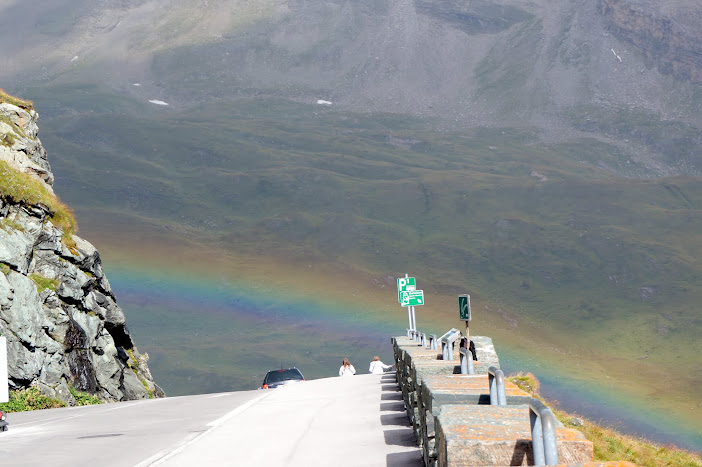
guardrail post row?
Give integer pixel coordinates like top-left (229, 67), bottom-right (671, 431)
top-left (459, 347), bottom-right (475, 374)
top-left (487, 366), bottom-right (507, 406)
top-left (529, 398), bottom-right (559, 466)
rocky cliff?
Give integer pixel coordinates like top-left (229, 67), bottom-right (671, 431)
top-left (0, 96), bottom-right (163, 404)
top-left (600, 0), bottom-right (702, 83)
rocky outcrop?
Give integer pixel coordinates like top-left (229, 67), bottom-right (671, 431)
top-left (0, 103), bottom-right (54, 190)
top-left (599, 0), bottom-right (702, 82)
top-left (0, 101), bottom-right (163, 404)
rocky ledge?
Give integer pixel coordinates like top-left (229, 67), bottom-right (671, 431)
top-left (600, 0), bottom-right (702, 82)
top-left (1, 98), bottom-right (163, 404)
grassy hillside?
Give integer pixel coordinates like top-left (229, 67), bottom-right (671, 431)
top-left (32, 91), bottom-right (702, 383)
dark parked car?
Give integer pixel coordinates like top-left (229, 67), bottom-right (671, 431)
top-left (261, 368), bottom-right (305, 389)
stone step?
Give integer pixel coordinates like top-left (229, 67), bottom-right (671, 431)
top-left (435, 405), bottom-right (593, 466)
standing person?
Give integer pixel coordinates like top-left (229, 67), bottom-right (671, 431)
top-left (369, 356), bottom-right (393, 374)
top-left (339, 358), bottom-right (356, 377)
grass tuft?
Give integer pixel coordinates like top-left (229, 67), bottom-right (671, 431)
top-left (28, 273), bottom-right (59, 293)
top-left (0, 88), bottom-right (34, 111)
top-left (0, 160), bottom-right (77, 234)
top-left (68, 386), bottom-right (103, 406)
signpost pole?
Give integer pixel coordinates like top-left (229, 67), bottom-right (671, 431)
top-left (0, 336), bottom-right (8, 403)
top-left (405, 274), bottom-right (411, 333)
top-left (458, 294), bottom-right (471, 341)
top-left (398, 274), bottom-right (423, 334)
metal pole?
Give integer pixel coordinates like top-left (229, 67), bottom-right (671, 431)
top-left (530, 407), bottom-right (545, 466)
top-left (460, 348), bottom-right (468, 374)
top-left (541, 408), bottom-right (559, 465)
top-left (459, 348), bottom-right (475, 375)
top-left (407, 306), bottom-right (412, 333)
top-left (411, 306), bottom-right (417, 332)
top-left (529, 399), bottom-right (559, 465)
top-left (488, 366), bottom-right (506, 405)
top-left (0, 336), bottom-right (8, 403)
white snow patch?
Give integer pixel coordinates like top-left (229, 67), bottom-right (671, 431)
top-left (317, 99), bottom-right (332, 105)
top-left (611, 48), bottom-right (622, 62)
top-left (149, 100), bottom-right (169, 106)
top-left (70, 56), bottom-right (79, 62)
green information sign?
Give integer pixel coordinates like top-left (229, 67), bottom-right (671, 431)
top-left (459, 294), bottom-right (471, 321)
top-left (401, 289), bottom-right (424, 307)
top-left (397, 277), bottom-right (416, 304)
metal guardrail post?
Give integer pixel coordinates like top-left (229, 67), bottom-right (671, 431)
top-left (441, 341), bottom-right (448, 360)
top-left (487, 366), bottom-right (507, 406)
top-left (420, 333), bottom-right (427, 347)
top-left (406, 328), bottom-right (411, 338)
top-left (446, 341), bottom-right (454, 361)
top-left (429, 334), bottom-right (437, 350)
top-left (459, 347), bottom-right (475, 374)
top-left (529, 398), bottom-right (559, 466)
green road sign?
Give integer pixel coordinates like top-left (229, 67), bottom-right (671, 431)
top-left (401, 289), bottom-right (424, 307)
top-left (459, 294), bottom-right (471, 321)
top-left (397, 277), bottom-right (416, 303)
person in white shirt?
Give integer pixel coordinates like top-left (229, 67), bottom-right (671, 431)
top-left (369, 356), bottom-right (393, 374)
top-left (339, 358), bottom-right (356, 377)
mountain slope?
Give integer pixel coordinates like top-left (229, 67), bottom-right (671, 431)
top-left (1, 0), bottom-right (701, 445)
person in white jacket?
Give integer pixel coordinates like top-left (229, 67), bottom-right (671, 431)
top-left (339, 358), bottom-right (356, 376)
top-left (368, 356), bottom-right (393, 374)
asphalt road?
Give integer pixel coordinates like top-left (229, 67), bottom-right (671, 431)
top-left (0, 373), bottom-right (421, 466)
top-left (0, 389), bottom-right (267, 466)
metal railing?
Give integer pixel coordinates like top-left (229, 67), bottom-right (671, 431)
top-left (429, 334), bottom-right (438, 350)
top-left (440, 329), bottom-right (461, 360)
top-left (529, 398), bottom-right (559, 465)
top-left (459, 347), bottom-right (475, 374)
top-left (487, 366), bottom-right (506, 406)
